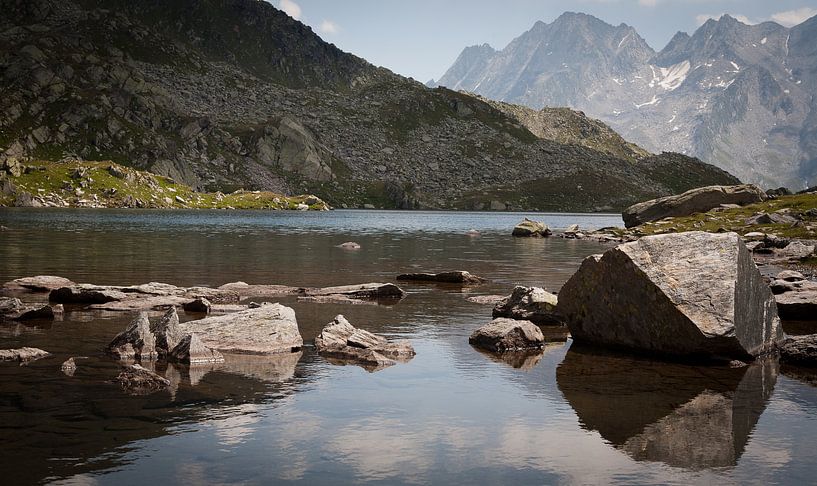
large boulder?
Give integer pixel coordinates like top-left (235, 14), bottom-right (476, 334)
top-left (314, 315), bottom-right (415, 369)
top-left (469, 318), bottom-right (545, 352)
top-left (492, 286), bottom-right (562, 325)
top-left (178, 303), bottom-right (303, 354)
top-left (622, 184), bottom-right (767, 228)
top-left (105, 312), bottom-right (158, 361)
top-left (512, 218), bottom-right (551, 237)
top-left (558, 232), bottom-right (782, 360)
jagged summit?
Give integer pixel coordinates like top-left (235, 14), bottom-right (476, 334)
top-left (438, 11), bottom-right (817, 190)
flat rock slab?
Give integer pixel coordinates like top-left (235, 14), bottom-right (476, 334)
top-left (217, 282), bottom-right (301, 297)
top-left (0, 347), bottom-right (51, 363)
top-left (304, 283), bottom-right (406, 300)
top-left (466, 295), bottom-right (507, 305)
top-left (469, 318), bottom-right (546, 353)
top-left (179, 303), bottom-right (303, 355)
top-left (49, 282), bottom-right (240, 308)
top-left (558, 231), bottom-right (783, 360)
top-left (3, 276), bottom-right (75, 292)
top-left (622, 184), bottom-right (766, 228)
top-left (397, 271), bottom-right (486, 285)
top-left (315, 315), bottom-right (415, 370)
top-left (493, 286), bottom-right (562, 325)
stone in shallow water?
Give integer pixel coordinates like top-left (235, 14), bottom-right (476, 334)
top-left (114, 364), bottom-right (170, 395)
top-left (492, 286), bottom-right (562, 325)
top-left (0, 347), bottom-right (51, 363)
top-left (396, 271), bottom-right (485, 284)
top-left (170, 333), bottom-right (225, 364)
top-left (512, 218), bottom-right (550, 237)
top-left (779, 335), bottom-right (817, 367)
top-left (105, 312), bottom-right (158, 361)
top-left (558, 231), bottom-right (782, 360)
top-left (178, 303), bottom-right (303, 355)
top-left (469, 318), bottom-right (545, 352)
top-left (183, 297), bottom-right (212, 314)
top-left (150, 307), bottom-right (184, 357)
top-left (315, 315), bottom-right (415, 370)
top-left (61, 357), bottom-right (77, 376)
top-left (3, 275), bottom-right (75, 292)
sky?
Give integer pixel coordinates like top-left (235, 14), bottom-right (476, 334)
top-left (272, 0), bottom-right (817, 83)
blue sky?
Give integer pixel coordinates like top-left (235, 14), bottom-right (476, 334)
top-left (273, 0), bottom-right (817, 82)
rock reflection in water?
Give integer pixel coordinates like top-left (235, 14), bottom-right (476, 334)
top-left (556, 346), bottom-right (778, 470)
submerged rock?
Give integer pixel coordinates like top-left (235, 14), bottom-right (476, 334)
top-left (0, 347), bottom-right (51, 363)
top-left (469, 318), bottom-right (545, 352)
top-left (178, 303), bottom-right (303, 354)
top-left (169, 333), bottom-right (225, 364)
top-left (314, 315), bottom-right (415, 370)
top-left (492, 286), bottom-right (562, 325)
top-left (105, 312), bottom-right (158, 362)
top-left (114, 364), bottom-right (170, 395)
top-left (512, 218), bottom-right (551, 237)
top-left (337, 242), bottom-right (361, 250)
top-left (558, 232), bottom-right (782, 360)
top-left (396, 271), bottom-right (485, 284)
top-left (60, 357), bottom-right (77, 376)
top-left (622, 184), bottom-right (766, 228)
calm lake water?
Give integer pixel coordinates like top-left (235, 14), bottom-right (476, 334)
top-left (1, 209), bottom-right (817, 485)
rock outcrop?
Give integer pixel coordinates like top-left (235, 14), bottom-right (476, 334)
top-left (396, 271), bottom-right (485, 284)
top-left (0, 297), bottom-right (56, 321)
top-left (558, 232), bottom-right (782, 360)
top-left (779, 335), bottom-right (817, 367)
top-left (469, 318), bottom-right (546, 352)
top-left (114, 364), bottom-right (171, 395)
top-left (178, 303), bottom-right (303, 355)
top-left (492, 286), bottom-right (562, 325)
top-left (622, 185), bottom-right (766, 228)
top-left (150, 307), bottom-right (184, 358)
top-left (314, 315), bottom-right (415, 369)
top-left (512, 218), bottom-right (551, 237)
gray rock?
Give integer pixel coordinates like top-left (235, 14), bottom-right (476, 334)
top-left (0, 347), bottom-right (51, 363)
top-left (50, 284), bottom-right (128, 304)
top-left (336, 241), bottom-right (361, 250)
top-left (777, 270), bottom-right (806, 282)
top-left (60, 357), bottom-right (77, 376)
top-left (314, 315), bottom-right (415, 369)
top-left (114, 364), bottom-right (170, 395)
top-left (183, 297), bottom-right (212, 314)
top-left (178, 303), bottom-right (303, 354)
top-left (4, 275), bottom-right (75, 292)
top-left (304, 283), bottom-right (406, 301)
top-left (773, 280), bottom-right (817, 321)
top-left (396, 271), bottom-right (485, 284)
top-left (558, 232), bottom-right (782, 360)
top-left (150, 307), bottom-right (184, 357)
top-left (779, 335), bottom-right (817, 367)
top-left (512, 218), bottom-right (551, 237)
top-left (622, 185), bottom-right (766, 228)
top-left (492, 286), bottom-right (562, 325)
top-left (105, 312), bottom-right (158, 361)
top-left (469, 318), bottom-right (546, 352)
top-left (0, 297), bottom-right (56, 321)
top-left (169, 333), bottom-right (225, 364)
top-left (13, 191), bottom-right (41, 207)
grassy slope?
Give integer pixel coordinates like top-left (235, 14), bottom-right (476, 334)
top-left (0, 160), bottom-right (328, 210)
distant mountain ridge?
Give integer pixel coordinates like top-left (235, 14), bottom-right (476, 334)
top-left (0, 0), bottom-right (737, 211)
top-left (437, 12), bottom-right (817, 190)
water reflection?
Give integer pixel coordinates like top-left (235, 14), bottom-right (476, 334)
top-left (557, 347), bottom-right (778, 470)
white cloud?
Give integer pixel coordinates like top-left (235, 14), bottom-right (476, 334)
top-left (279, 0), bottom-right (301, 20)
top-left (638, 0), bottom-right (657, 7)
top-left (318, 20), bottom-right (340, 35)
top-left (771, 7), bottom-right (817, 27)
top-left (695, 13), bottom-right (754, 26)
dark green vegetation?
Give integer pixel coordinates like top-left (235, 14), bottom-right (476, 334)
top-left (0, 0), bottom-right (737, 210)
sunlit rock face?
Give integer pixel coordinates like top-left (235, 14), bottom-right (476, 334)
top-left (556, 347), bottom-right (778, 469)
top-left (558, 232), bottom-right (782, 360)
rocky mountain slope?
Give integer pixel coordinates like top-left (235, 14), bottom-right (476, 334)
top-left (438, 12), bottom-right (817, 191)
top-left (0, 0), bottom-right (736, 211)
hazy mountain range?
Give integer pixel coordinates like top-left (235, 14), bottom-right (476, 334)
top-left (436, 12), bottom-right (817, 190)
top-left (0, 0), bottom-right (736, 210)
